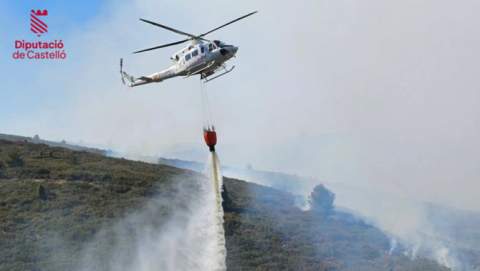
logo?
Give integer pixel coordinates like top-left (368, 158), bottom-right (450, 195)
top-left (12, 9), bottom-right (67, 60)
top-left (30, 9), bottom-right (48, 37)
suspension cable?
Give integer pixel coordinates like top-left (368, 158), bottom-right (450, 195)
top-left (200, 79), bottom-right (213, 128)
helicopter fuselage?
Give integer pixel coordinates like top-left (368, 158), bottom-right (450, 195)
top-left (121, 40), bottom-right (238, 87)
top-left (120, 11), bottom-right (255, 87)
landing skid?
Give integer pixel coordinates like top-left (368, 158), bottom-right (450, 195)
top-left (203, 65), bottom-right (235, 83)
top-left (185, 61), bottom-right (216, 78)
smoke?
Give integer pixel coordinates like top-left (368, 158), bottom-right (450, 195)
top-left (332, 186), bottom-right (455, 268)
top-left (4, 0), bottom-right (479, 209)
top-left (3, 0), bottom-right (480, 269)
top-left (4, 0), bottom-right (479, 210)
top-left (217, 164), bottom-right (478, 270)
top-left (73, 172), bottom-right (225, 271)
top-left (388, 238), bottom-right (397, 255)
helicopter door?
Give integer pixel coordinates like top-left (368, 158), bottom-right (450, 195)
top-left (191, 48), bottom-right (201, 67)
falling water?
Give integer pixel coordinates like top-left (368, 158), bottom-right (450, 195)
top-left (205, 151), bottom-right (227, 271)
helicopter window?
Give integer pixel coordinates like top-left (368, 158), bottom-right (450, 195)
top-left (192, 49), bottom-right (198, 57)
top-left (200, 46), bottom-right (205, 54)
top-left (185, 54), bottom-right (191, 61)
top-left (208, 44), bottom-right (214, 51)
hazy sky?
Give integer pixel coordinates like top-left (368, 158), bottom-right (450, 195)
top-left (2, 0), bottom-right (479, 211)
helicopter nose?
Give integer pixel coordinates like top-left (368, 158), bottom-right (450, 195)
top-left (220, 46), bottom-right (238, 57)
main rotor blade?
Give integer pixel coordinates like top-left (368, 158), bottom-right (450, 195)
top-left (133, 38), bottom-right (190, 54)
top-left (199, 11), bottom-right (258, 38)
top-left (139, 18), bottom-right (197, 38)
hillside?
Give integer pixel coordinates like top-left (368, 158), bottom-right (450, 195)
top-left (158, 157), bottom-right (317, 207)
top-left (0, 133), bottom-right (106, 155)
top-left (0, 139), bottom-right (448, 270)
top-left (158, 157), bottom-right (312, 193)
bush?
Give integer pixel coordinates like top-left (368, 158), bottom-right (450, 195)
top-left (37, 185), bottom-right (48, 201)
top-left (7, 150), bottom-right (24, 167)
top-left (309, 184), bottom-right (335, 214)
top-left (0, 160), bottom-right (5, 177)
top-left (70, 155), bottom-right (80, 165)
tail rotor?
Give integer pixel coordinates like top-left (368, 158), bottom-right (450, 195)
top-left (120, 58), bottom-right (125, 85)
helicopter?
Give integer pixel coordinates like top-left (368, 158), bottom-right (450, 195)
top-left (120, 11), bottom-right (257, 87)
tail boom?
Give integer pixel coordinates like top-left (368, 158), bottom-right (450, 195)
top-left (120, 58), bottom-right (178, 87)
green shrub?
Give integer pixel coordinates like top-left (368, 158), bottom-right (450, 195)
top-left (0, 160), bottom-right (5, 177)
top-left (37, 185), bottom-right (48, 201)
top-left (7, 150), bottom-right (24, 167)
top-left (309, 184), bottom-right (335, 215)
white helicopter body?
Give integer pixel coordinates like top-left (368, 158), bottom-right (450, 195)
top-left (120, 12), bottom-right (255, 87)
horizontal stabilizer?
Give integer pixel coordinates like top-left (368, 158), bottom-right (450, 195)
top-left (139, 76), bottom-right (153, 82)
